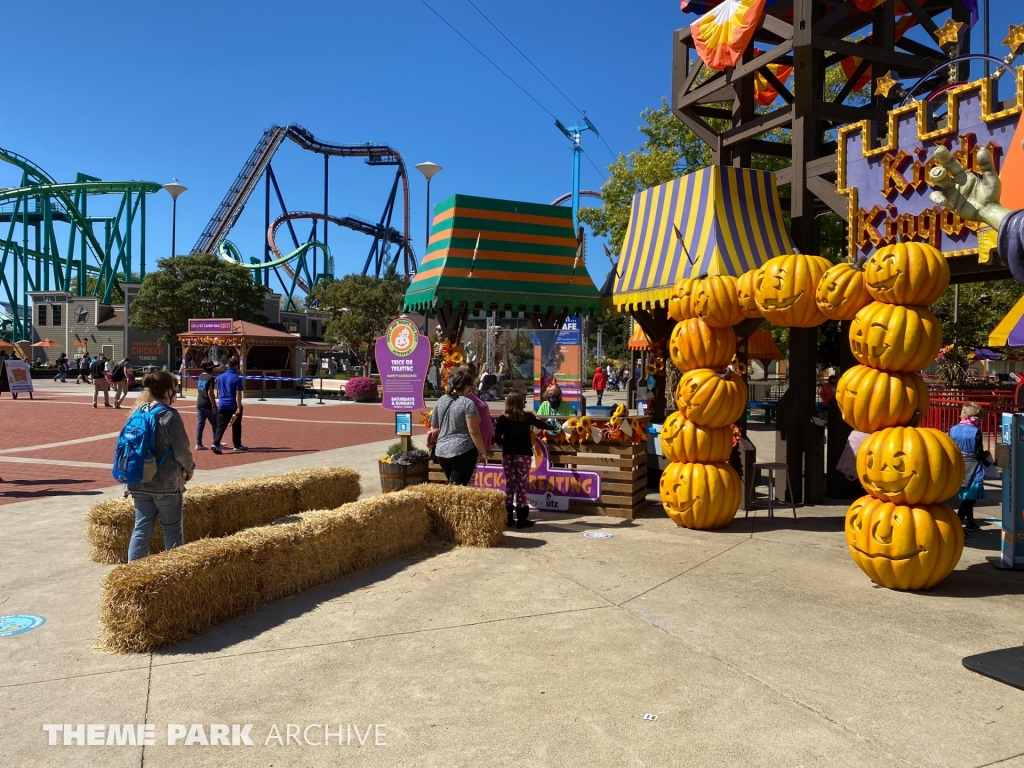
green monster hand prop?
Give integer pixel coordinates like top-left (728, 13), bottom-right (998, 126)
top-left (928, 145), bottom-right (1011, 231)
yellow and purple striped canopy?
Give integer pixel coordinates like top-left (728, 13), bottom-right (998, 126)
top-left (606, 166), bottom-right (793, 313)
top-left (990, 294), bottom-right (1024, 347)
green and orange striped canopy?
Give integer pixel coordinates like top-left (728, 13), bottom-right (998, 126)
top-left (402, 194), bottom-right (603, 316)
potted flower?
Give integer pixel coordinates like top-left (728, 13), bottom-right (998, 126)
top-left (345, 376), bottom-right (378, 402)
top-left (378, 443), bottom-right (430, 492)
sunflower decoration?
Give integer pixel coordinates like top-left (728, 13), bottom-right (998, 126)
top-left (647, 339), bottom-right (666, 375)
top-left (632, 420), bottom-right (648, 443)
top-left (419, 409), bottom-right (433, 428)
top-left (609, 403), bottom-right (628, 425)
top-left (440, 342), bottom-right (465, 390)
top-left (732, 424), bottom-right (742, 447)
top-left (576, 415), bottom-right (593, 444)
top-left (730, 356), bottom-right (748, 377)
top-left (564, 416), bottom-right (583, 444)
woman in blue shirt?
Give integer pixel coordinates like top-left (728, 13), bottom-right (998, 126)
top-left (950, 402), bottom-right (986, 531)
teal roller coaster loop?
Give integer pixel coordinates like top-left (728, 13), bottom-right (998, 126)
top-left (216, 237), bottom-right (332, 311)
top-left (0, 145), bottom-right (160, 339)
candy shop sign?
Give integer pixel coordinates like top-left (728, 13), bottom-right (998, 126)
top-left (474, 437), bottom-right (601, 511)
top-left (838, 73), bottom-right (1023, 262)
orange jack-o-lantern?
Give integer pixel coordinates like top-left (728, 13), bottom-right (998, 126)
top-left (676, 368), bottom-right (747, 428)
top-left (660, 461), bottom-right (741, 529)
top-left (815, 261), bottom-right (872, 321)
top-left (692, 275), bottom-right (745, 328)
top-left (845, 495), bottom-right (963, 590)
top-left (864, 242), bottom-right (950, 306)
top-left (849, 302), bottom-right (942, 373)
top-left (856, 426), bottom-right (964, 505)
top-left (835, 365), bottom-right (930, 433)
top-left (669, 318), bottom-right (736, 371)
top-left (660, 412), bottom-right (733, 463)
top-left (668, 277), bottom-right (698, 322)
top-left (736, 269), bottom-right (762, 319)
top-left (754, 253), bottom-right (832, 327)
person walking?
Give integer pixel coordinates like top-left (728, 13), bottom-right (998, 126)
top-left (76, 355), bottom-right (90, 384)
top-left (493, 390), bottom-right (550, 529)
top-left (592, 366), bottom-right (607, 406)
top-left (125, 371), bottom-right (195, 562)
top-left (111, 356), bottom-right (132, 409)
top-left (212, 357), bottom-right (246, 454)
top-left (91, 355), bottom-right (111, 408)
top-left (194, 360), bottom-right (218, 450)
top-left (430, 370), bottom-right (488, 486)
top-left (53, 353), bottom-right (68, 383)
top-left (950, 402), bottom-right (988, 532)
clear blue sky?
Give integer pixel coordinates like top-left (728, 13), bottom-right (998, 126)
top-left (1, 1), bottom-right (1019, 292)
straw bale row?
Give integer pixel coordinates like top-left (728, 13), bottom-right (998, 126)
top-left (415, 484), bottom-right (506, 547)
top-left (98, 490), bottom-right (429, 653)
top-left (87, 468), bottom-right (361, 564)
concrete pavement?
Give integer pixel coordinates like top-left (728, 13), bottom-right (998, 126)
top-left (1, 393), bottom-right (1023, 766)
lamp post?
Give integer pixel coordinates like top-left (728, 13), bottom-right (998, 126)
top-left (162, 179), bottom-right (187, 257)
top-left (414, 162), bottom-right (442, 250)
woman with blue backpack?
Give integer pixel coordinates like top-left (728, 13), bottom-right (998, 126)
top-left (118, 370), bottom-right (196, 562)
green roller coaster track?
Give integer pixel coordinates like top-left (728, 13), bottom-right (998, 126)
top-left (0, 146), bottom-right (161, 339)
top-left (216, 238), bottom-right (332, 311)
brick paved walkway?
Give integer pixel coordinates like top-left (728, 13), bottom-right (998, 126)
top-left (0, 389), bottom-right (421, 505)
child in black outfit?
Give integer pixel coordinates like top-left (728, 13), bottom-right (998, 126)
top-left (493, 390), bottom-right (552, 529)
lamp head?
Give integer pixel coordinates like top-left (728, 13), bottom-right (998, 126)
top-left (415, 162), bottom-right (442, 181)
top-left (162, 178), bottom-right (187, 200)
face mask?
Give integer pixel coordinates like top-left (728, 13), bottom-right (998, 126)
top-left (548, 396), bottom-right (561, 408)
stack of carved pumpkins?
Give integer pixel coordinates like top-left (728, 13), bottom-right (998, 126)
top-left (836, 242), bottom-right (965, 590)
top-left (660, 276), bottom-right (746, 529)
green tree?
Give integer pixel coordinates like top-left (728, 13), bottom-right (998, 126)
top-left (932, 280), bottom-right (1024, 350)
top-left (129, 253), bottom-right (268, 346)
top-left (589, 312), bottom-right (630, 364)
top-left (308, 265), bottom-right (408, 371)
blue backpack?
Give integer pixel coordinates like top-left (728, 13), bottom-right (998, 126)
top-left (112, 404), bottom-right (172, 484)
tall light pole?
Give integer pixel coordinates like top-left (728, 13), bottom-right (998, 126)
top-left (162, 179), bottom-right (187, 256)
top-left (415, 162), bottom-right (442, 252)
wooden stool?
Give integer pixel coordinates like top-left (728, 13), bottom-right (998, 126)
top-left (747, 462), bottom-right (798, 521)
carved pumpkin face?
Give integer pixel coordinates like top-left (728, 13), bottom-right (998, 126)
top-left (736, 269), bottom-right (762, 318)
top-left (660, 461), bottom-right (741, 529)
top-left (835, 365), bottom-right (930, 433)
top-left (864, 242), bottom-right (950, 306)
top-left (815, 262), bottom-right (872, 321)
top-left (669, 318), bottom-right (736, 371)
top-left (665, 417), bottom-right (733, 463)
top-left (754, 254), bottom-right (832, 327)
top-left (676, 368), bottom-right (747, 428)
top-left (849, 302), bottom-right (942, 373)
top-left (845, 495), bottom-right (964, 590)
top-left (857, 426), bottom-right (964, 505)
top-left (668, 277), bottom-right (698, 322)
top-left (692, 275), bottom-right (744, 329)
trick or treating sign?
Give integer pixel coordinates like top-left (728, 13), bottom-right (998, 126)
top-left (474, 436), bottom-right (601, 511)
top-left (838, 71), bottom-right (1024, 264)
top-left (374, 317), bottom-right (430, 411)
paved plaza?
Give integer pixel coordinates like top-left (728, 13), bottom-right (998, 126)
top-left (1, 384), bottom-right (1023, 767)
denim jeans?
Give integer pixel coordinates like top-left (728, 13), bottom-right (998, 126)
top-left (128, 491), bottom-right (184, 562)
top-left (195, 407), bottom-right (215, 446)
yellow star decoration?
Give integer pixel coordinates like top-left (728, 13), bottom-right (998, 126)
top-left (935, 17), bottom-right (963, 48)
top-left (1004, 23), bottom-right (1024, 56)
top-left (875, 71), bottom-right (899, 98)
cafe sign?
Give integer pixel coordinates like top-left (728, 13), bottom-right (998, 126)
top-left (838, 71), bottom-right (1023, 263)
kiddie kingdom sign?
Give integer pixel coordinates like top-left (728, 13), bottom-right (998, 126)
top-left (838, 72), bottom-right (1023, 263)
top-left (474, 436), bottom-right (601, 511)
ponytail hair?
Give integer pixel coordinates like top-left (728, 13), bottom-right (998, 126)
top-left (131, 370), bottom-right (176, 413)
top-left (447, 370), bottom-right (472, 396)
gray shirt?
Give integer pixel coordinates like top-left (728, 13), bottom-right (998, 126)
top-left (431, 394), bottom-right (479, 459)
top-left (127, 403), bottom-right (196, 495)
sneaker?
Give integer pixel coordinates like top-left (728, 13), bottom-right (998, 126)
top-left (210, 444), bottom-right (222, 455)
top-left (104, 404), bottom-right (113, 408)
top-left (92, 404), bottom-right (97, 409)
top-left (195, 444), bottom-right (207, 451)
top-left (233, 445), bottom-right (249, 452)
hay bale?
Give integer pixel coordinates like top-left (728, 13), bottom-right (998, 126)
top-left (283, 467), bottom-right (361, 512)
top-left (87, 468), bottom-right (362, 564)
top-left (411, 484), bottom-right (506, 547)
top-left (97, 490), bottom-right (428, 653)
top-left (87, 498), bottom-right (136, 564)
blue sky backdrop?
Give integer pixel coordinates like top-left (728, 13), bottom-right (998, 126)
top-left (1, 0), bottom-right (1018, 293)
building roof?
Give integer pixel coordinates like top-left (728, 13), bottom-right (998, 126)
top-left (747, 329), bottom-right (784, 360)
top-left (403, 194), bottom-right (603, 316)
top-left (177, 319), bottom-right (300, 344)
top-left (627, 324), bottom-right (650, 351)
top-left (605, 166), bottom-right (793, 313)
top-left (97, 309), bottom-right (125, 328)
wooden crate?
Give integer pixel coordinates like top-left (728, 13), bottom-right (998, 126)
top-left (427, 440), bottom-right (649, 519)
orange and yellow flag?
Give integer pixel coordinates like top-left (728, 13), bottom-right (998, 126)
top-left (691, 0), bottom-right (767, 71)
